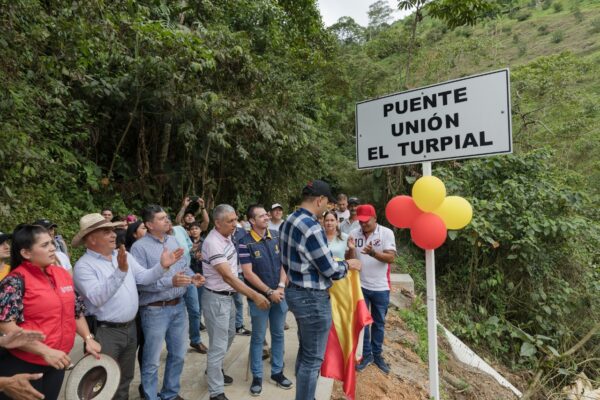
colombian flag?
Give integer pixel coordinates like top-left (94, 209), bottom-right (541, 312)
top-left (321, 270), bottom-right (373, 400)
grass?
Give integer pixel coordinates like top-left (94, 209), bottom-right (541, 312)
top-left (398, 297), bottom-right (448, 364)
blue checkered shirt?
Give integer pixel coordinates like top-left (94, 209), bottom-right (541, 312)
top-left (279, 207), bottom-right (348, 290)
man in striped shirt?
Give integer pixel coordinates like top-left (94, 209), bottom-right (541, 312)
top-left (201, 204), bottom-right (270, 400)
top-left (280, 180), bottom-right (361, 400)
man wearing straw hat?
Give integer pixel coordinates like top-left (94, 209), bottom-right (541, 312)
top-left (72, 213), bottom-right (189, 400)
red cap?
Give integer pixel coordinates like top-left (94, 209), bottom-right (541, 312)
top-left (356, 204), bottom-right (376, 222)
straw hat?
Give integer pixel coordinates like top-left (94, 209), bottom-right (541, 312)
top-left (71, 213), bottom-right (122, 247)
top-left (64, 354), bottom-right (121, 400)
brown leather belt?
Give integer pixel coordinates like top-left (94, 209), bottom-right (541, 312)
top-left (146, 297), bottom-right (181, 307)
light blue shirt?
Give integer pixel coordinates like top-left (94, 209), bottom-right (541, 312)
top-left (73, 249), bottom-right (165, 322)
top-left (327, 232), bottom-right (349, 260)
top-left (130, 233), bottom-right (193, 306)
top-left (172, 225), bottom-right (193, 265)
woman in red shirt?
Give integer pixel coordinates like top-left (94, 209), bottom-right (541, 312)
top-left (0, 224), bottom-right (101, 400)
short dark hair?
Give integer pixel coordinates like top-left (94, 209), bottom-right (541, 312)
top-left (246, 204), bottom-right (264, 221)
top-left (140, 204), bottom-right (165, 223)
top-left (337, 194), bottom-right (347, 201)
top-left (10, 224), bottom-right (49, 269)
top-left (101, 208), bottom-right (113, 213)
top-left (188, 222), bottom-right (201, 229)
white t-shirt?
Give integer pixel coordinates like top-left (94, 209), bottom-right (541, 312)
top-left (268, 220), bottom-right (283, 231)
top-left (349, 224), bottom-right (396, 291)
top-left (336, 209), bottom-right (350, 223)
top-left (56, 251), bottom-right (72, 270)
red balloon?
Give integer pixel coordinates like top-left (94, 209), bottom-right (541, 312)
top-left (386, 195), bottom-right (423, 229)
top-left (410, 213), bottom-right (447, 250)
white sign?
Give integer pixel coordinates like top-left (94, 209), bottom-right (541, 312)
top-left (355, 69), bottom-right (512, 169)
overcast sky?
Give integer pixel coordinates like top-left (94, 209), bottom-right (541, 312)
top-left (317, 0), bottom-right (408, 27)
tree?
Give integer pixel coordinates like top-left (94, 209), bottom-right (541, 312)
top-left (368, 0), bottom-right (394, 38)
top-left (398, 0), bottom-right (430, 87)
top-left (329, 16), bottom-right (366, 45)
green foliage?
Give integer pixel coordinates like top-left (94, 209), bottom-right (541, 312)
top-left (515, 10), bottom-right (533, 21)
top-left (542, 0), bottom-right (554, 10)
top-left (538, 24), bottom-right (550, 35)
top-left (551, 29), bottom-right (565, 42)
top-left (435, 150), bottom-right (600, 374)
top-left (399, 297), bottom-right (447, 364)
top-left (553, 2), bottom-right (564, 12)
top-left (0, 0), bottom-right (345, 228)
top-left (591, 17), bottom-right (600, 33)
top-left (425, 0), bottom-right (500, 28)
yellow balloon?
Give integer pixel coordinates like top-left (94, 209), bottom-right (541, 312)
top-left (433, 196), bottom-right (473, 230)
top-left (412, 176), bottom-right (446, 212)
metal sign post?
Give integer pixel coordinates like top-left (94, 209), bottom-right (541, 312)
top-left (422, 161), bottom-right (440, 399)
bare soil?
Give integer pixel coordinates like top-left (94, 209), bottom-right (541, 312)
top-left (331, 313), bottom-right (521, 400)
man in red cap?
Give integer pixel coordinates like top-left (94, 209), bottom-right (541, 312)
top-left (346, 204), bottom-right (397, 374)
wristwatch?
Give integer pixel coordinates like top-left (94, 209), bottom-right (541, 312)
top-left (266, 289), bottom-right (274, 297)
top-left (277, 282), bottom-right (286, 289)
top-left (84, 333), bottom-right (95, 341)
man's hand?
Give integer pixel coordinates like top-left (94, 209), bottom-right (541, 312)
top-left (0, 329), bottom-right (45, 349)
top-left (172, 271), bottom-right (192, 287)
top-left (197, 197), bottom-right (205, 209)
top-left (346, 259), bottom-right (361, 271)
top-left (253, 293), bottom-right (270, 310)
top-left (191, 273), bottom-right (205, 287)
top-left (84, 338), bottom-right (102, 360)
top-left (347, 236), bottom-right (356, 251)
top-left (117, 245), bottom-right (128, 272)
top-left (42, 348), bottom-right (71, 370)
top-left (361, 243), bottom-right (375, 257)
top-left (160, 247), bottom-right (184, 269)
top-left (268, 288), bottom-right (284, 304)
top-left (181, 197), bottom-right (191, 209)
top-left (0, 374), bottom-right (45, 400)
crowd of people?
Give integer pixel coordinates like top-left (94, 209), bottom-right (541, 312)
top-left (0, 179), bottom-right (397, 400)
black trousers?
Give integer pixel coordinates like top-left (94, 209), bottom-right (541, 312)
top-left (0, 351), bottom-right (65, 400)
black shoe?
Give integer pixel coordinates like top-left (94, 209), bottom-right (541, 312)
top-left (209, 394), bottom-right (229, 400)
top-left (236, 326), bottom-right (251, 336)
top-left (270, 372), bottom-right (293, 390)
top-left (356, 353), bottom-right (374, 372)
top-left (374, 355), bottom-right (390, 374)
top-left (138, 384), bottom-right (144, 399)
top-left (250, 376), bottom-right (262, 396)
top-left (200, 322), bottom-right (206, 331)
top-left (204, 369), bottom-right (233, 385)
top-left (223, 370), bottom-right (233, 386)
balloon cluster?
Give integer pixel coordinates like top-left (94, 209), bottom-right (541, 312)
top-left (385, 176), bottom-right (473, 250)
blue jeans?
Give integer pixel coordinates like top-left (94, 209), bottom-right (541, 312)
top-left (197, 285), bottom-right (204, 322)
top-left (184, 285), bottom-right (202, 345)
top-left (234, 292), bottom-right (244, 328)
top-left (286, 286), bottom-right (331, 400)
top-left (361, 288), bottom-right (390, 357)
top-left (140, 301), bottom-right (188, 400)
top-left (248, 299), bottom-right (288, 378)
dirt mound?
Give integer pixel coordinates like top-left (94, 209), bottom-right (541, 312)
top-left (331, 313), bottom-right (519, 400)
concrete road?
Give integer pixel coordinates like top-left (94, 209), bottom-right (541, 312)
top-left (61, 310), bottom-right (333, 399)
